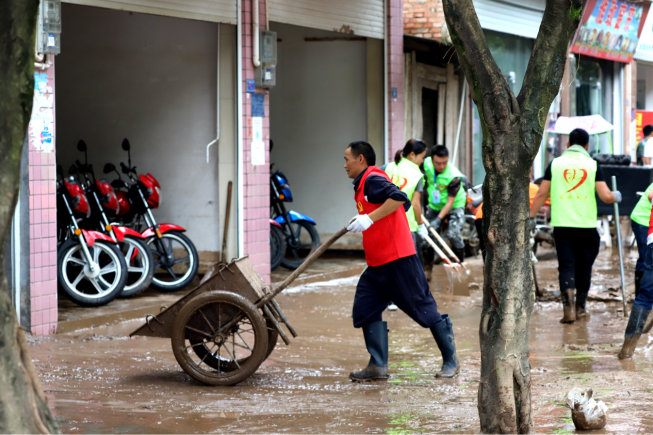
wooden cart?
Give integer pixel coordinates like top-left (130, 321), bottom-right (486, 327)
top-left (130, 228), bottom-right (346, 386)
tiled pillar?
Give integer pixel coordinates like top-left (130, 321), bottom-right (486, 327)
top-left (388, 0), bottom-right (405, 161)
top-left (242, 0), bottom-right (271, 284)
top-left (28, 61), bottom-right (58, 335)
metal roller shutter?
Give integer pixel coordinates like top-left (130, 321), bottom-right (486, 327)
top-left (473, 0), bottom-right (545, 39)
top-left (269, 0), bottom-right (384, 39)
top-left (63, 0), bottom-right (237, 24)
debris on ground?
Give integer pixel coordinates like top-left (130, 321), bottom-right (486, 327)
top-left (566, 388), bottom-right (608, 430)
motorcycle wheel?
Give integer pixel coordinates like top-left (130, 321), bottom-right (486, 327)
top-left (57, 238), bottom-right (127, 307)
top-left (118, 235), bottom-right (155, 298)
top-left (148, 231), bottom-right (199, 292)
top-left (270, 224), bottom-right (286, 271)
top-left (280, 221), bottom-right (320, 270)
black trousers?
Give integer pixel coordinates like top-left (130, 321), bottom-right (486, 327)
top-left (353, 255), bottom-right (442, 328)
top-left (553, 227), bottom-right (600, 295)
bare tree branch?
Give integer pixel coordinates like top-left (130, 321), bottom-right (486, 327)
top-left (518, 0), bottom-right (584, 155)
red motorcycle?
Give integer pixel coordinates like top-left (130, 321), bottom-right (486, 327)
top-left (56, 165), bottom-right (127, 307)
top-left (73, 140), bottom-right (156, 298)
top-left (104, 139), bottom-right (199, 291)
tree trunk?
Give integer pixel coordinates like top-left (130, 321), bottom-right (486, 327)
top-left (0, 1), bottom-right (59, 433)
top-left (441, 0), bottom-right (582, 432)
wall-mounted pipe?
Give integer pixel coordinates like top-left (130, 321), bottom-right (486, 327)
top-left (237, 0), bottom-right (245, 257)
top-left (34, 53), bottom-right (52, 70)
top-left (206, 23), bottom-right (221, 163)
top-left (451, 79), bottom-right (467, 165)
top-left (383, 0), bottom-right (389, 163)
top-left (252, 0), bottom-right (260, 68)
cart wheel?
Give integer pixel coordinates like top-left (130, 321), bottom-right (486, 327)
top-left (190, 317), bottom-right (279, 371)
top-left (171, 291), bottom-right (269, 386)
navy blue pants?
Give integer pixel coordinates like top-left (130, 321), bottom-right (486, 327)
top-left (635, 244), bottom-right (653, 310)
top-left (353, 255), bottom-right (443, 328)
top-left (632, 220), bottom-right (648, 273)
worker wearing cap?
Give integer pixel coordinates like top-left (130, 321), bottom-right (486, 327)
top-left (423, 145), bottom-right (467, 267)
top-left (344, 141), bottom-right (460, 381)
top-left (530, 128), bottom-right (621, 324)
top-left (629, 183), bottom-right (653, 299)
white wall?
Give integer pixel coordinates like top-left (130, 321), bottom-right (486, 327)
top-left (56, 5), bottom-right (237, 264)
top-left (269, 23), bottom-right (373, 237)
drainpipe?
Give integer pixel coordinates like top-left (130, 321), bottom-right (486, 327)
top-left (206, 24), bottom-right (221, 163)
top-left (383, 0), bottom-right (389, 163)
top-left (237, 0), bottom-right (245, 257)
top-left (253, 0), bottom-right (260, 68)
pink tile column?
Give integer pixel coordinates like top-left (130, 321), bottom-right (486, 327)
top-left (388, 0), bottom-right (405, 162)
top-left (28, 60), bottom-right (57, 336)
top-left (242, 0), bottom-right (271, 284)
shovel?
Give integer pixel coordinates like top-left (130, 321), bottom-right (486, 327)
top-left (421, 213), bottom-right (470, 275)
top-left (421, 233), bottom-right (470, 296)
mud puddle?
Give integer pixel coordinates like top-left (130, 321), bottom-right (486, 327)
top-left (31, 247), bottom-right (653, 433)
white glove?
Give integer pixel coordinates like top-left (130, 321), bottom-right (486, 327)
top-left (613, 190), bottom-right (622, 203)
top-left (417, 223), bottom-right (428, 238)
top-left (347, 214), bottom-right (374, 233)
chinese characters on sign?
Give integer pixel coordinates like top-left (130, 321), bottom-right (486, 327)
top-left (571, 0), bottom-right (649, 62)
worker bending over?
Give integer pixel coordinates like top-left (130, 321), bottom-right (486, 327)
top-left (423, 145), bottom-right (467, 267)
top-left (344, 141), bottom-right (460, 381)
top-left (530, 128), bottom-right (621, 324)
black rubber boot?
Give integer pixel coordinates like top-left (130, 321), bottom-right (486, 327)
top-left (575, 289), bottom-right (590, 320)
top-left (430, 314), bottom-right (460, 378)
top-left (452, 247), bottom-right (465, 263)
top-left (560, 288), bottom-right (576, 324)
top-left (618, 305), bottom-right (651, 359)
top-left (635, 271), bottom-right (644, 298)
top-left (350, 321), bottom-right (389, 381)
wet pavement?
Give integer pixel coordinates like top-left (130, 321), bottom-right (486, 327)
top-left (33, 246), bottom-right (653, 434)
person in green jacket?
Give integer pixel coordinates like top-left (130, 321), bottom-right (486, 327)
top-left (423, 145), bottom-right (468, 266)
top-left (630, 183), bottom-right (653, 296)
top-left (530, 128), bottom-right (621, 324)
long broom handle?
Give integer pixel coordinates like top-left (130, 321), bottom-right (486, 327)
top-left (612, 176), bottom-right (628, 317)
top-left (421, 213), bottom-right (461, 263)
top-left (422, 233), bottom-right (453, 265)
top-left (220, 181), bottom-right (233, 263)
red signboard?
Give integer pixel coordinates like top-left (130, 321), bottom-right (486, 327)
top-left (636, 111), bottom-right (653, 143)
top-left (571, 0), bottom-right (649, 63)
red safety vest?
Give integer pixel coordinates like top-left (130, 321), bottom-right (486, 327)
top-left (354, 166), bottom-right (416, 266)
top-left (648, 205), bottom-right (653, 245)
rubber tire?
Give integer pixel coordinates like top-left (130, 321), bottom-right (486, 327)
top-left (191, 316), bottom-right (279, 371)
top-left (270, 225), bottom-right (286, 271)
top-left (149, 231), bottom-right (199, 292)
top-left (57, 238), bottom-right (127, 307)
top-left (118, 235), bottom-right (155, 298)
top-left (171, 291), bottom-right (268, 386)
top-left (280, 221), bottom-right (320, 270)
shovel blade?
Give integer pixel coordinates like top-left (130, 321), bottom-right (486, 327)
top-left (443, 264), bottom-right (470, 296)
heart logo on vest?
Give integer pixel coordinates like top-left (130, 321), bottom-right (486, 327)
top-left (357, 201), bottom-right (364, 213)
top-left (563, 168), bottom-right (588, 193)
top-left (390, 174), bottom-right (408, 190)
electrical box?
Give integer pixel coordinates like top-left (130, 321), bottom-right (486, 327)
top-left (36, 0), bottom-right (62, 55)
top-left (255, 30), bottom-right (277, 89)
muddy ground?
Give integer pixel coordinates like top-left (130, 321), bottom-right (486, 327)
top-left (30, 245), bottom-right (653, 434)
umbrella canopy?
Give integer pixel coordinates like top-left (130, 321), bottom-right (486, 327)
top-left (548, 115), bottom-right (614, 135)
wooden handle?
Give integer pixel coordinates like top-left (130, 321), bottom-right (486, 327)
top-left (421, 213), bottom-right (460, 263)
top-left (422, 234), bottom-right (452, 265)
top-left (258, 227), bottom-right (348, 307)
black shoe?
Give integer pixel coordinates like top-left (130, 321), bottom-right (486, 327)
top-left (350, 321), bottom-right (389, 381)
top-left (575, 289), bottom-right (589, 320)
top-left (635, 271), bottom-right (644, 298)
top-left (430, 314), bottom-right (460, 378)
top-left (618, 305), bottom-right (651, 359)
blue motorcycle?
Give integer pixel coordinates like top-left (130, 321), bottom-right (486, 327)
top-left (270, 167), bottom-right (320, 270)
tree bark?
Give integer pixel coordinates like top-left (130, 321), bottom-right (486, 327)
top-left (441, 0), bottom-right (582, 432)
top-left (0, 1), bottom-right (59, 433)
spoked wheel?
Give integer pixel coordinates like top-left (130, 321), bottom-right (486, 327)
top-left (270, 224), bottom-right (286, 271)
top-left (148, 231), bottom-right (199, 291)
top-left (171, 291), bottom-right (269, 386)
top-left (57, 238), bottom-right (127, 307)
top-left (118, 235), bottom-right (155, 298)
top-left (280, 221), bottom-right (320, 270)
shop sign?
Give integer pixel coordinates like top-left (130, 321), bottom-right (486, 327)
top-left (571, 0), bottom-right (649, 63)
top-left (635, 111), bottom-right (653, 143)
top-left (635, 9), bottom-right (653, 62)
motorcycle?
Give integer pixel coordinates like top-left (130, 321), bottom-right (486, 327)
top-left (72, 140), bottom-right (155, 297)
top-left (270, 166), bottom-right (320, 270)
top-left (56, 165), bottom-right (127, 307)
top-left (106, 139), bottom-right (199, 291)
top-left (463, 184), bottom-right (483, 257)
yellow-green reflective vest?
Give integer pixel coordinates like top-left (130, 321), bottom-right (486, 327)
top-left (423, 158), bottom-right (467, 212)
top-left (630, 182), bottom-right (653, 227)
top-left (384, 158), bottom-right (423, 231)
top-left (550, 146), bottom-right (598, 228)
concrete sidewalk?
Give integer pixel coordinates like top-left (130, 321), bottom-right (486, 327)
top-left (57, 256), bottom-right (367, 334)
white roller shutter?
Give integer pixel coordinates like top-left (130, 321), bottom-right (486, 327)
top-left (473, 0), bottom-right (545, 39)
top-left (63, 0), bottom-right (237, 24)
top-left (269, 0), bottom-right (384, 39)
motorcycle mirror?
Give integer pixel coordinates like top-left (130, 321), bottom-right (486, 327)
top-left (76, 140), bottom-right (87, 152)
top-left (121, 138), bottom-right (130, 151)
top-left (103, 163), bottom-right (116, 174)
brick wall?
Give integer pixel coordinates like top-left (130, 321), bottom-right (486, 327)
top-left (28, 61), bottom-right (58, 336)
top-left (389, 0), bottom-right (406, 160)
top-left (403, 0), bottom-right (444, 41)
top-left (242, 0), bottom-right (271, 284)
